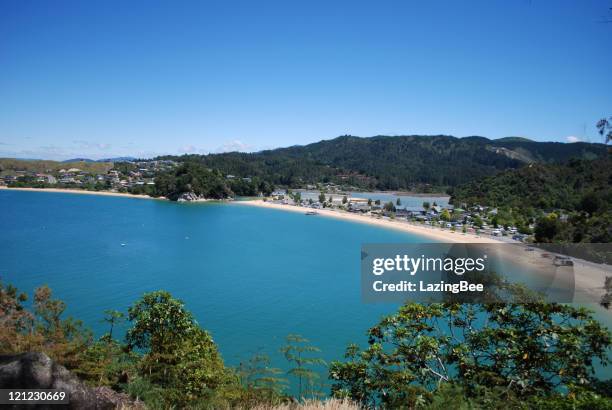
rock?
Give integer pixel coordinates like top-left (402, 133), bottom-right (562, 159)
top-left (176, 191), bottom-right (205, 202)
top-left (0, 352), bottom-right (143, 409)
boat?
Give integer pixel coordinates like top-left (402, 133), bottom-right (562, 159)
top-left (305, 210), bottom-right (318, 215)
top-left (553, 255), bottom-right (574, 267)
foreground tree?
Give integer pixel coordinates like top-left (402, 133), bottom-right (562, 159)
top-left (101, 309), bottom-right (124, 341)
top-left (330, 299), bottom-right (610, 408)
top-left (237, 352), bottom-right (288, 406)
top-left (126, 291), bottom-right (231, 404)
top-left (281, 334), bottom-right (326, 399)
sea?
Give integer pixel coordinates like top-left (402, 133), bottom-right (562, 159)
top-left (1, 189), bottom-right (609, 384)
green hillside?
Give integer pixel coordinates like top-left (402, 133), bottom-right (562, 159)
top-left (449, 155), bottom-right (611, 242)
top-left (0, 158), bottom-right (114, 175)
top-left (158, 135), bottom-right (607, 190)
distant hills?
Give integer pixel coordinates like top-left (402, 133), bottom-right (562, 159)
top-left (2, 135), bottom-right (607, 191)
top-left (61, 157), bottom-right (136, 163)
top-left (158, 135), bottom-right (607, 190)
top-left (0, 158), bottom-right (113, 174)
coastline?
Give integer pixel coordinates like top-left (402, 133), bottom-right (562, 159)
top-left (0, 186), bottom-right (163, 200)
top-left (237, 199), bottom-right (499, 244)
top-left (237, 200), bottom-right (611, 302)
top-left (2, 190), bottom-right (608, 303)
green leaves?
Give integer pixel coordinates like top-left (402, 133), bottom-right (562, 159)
top-left (124, 290), bottom-right (232, 405)
top-left (281, 334), bottom-right (326, 400)
top-left (330, 299), bottom-right (611, 408)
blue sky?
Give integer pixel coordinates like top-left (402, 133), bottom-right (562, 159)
top-left (1, 0), bottom-right (611, 160)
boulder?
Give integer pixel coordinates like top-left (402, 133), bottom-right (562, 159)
top-left (0, 352), bottom-right (143, 409)
top-left (176, 191), bottom-right (204, 202)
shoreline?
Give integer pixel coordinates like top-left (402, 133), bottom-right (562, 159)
top-left (237, 200), bottom-right (611, 302)
top-left (2, 189), bottom-right (608, 303)
top-left (0, 186), bottom-right (163, 200)
top-left (237, 199), bottom-right (499, 244)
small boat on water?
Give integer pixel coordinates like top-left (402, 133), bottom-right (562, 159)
top-left (305, 210), bottom-right (318, 215)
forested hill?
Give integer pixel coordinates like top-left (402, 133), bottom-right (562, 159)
top-left (157, 135), bottom-right (607, 190)
top-left (449, 155), bottom-right (611, 212)
top-left (449, 155), bottom-right (611, 243)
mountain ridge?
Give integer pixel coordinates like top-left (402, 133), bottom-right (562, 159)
top-left (157, 134), bottom-right (606, 190)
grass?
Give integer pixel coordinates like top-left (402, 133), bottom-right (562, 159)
top-left (0, 158), bottom-right (114, 175)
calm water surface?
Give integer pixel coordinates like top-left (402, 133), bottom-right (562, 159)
top-left (0, 191), bottom-right (420, 367)
top-left (1, 190), bottom-right (608, 380)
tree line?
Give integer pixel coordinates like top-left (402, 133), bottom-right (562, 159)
top-left (156, 135), bottom-right (608, 191)
top-left (1, 279), bottom-right (610, 409)
top-left (449, 155), bottom-right (611, 243)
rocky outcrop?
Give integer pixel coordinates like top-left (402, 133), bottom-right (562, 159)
top-left (176, 191), bottom-right (207, 202)
top-left (0, 352), bottom-right (143, 409)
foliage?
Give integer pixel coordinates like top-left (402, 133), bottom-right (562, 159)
top-left (125, 290), bottom-right (231, 404)
top-left (281, 334), bottom-right (326, 399)
top-left (329, 298), bottom-right (610, 408)
top-left (153, 162), bottom-right (273, 200)
top-left (102, 309), bottom-right (124, 340)
top-left (0, 281), bottom-right (92, 369)
top-left (597, 117), bottom-right (612, 144)
top-left (383, 201), bottom-right (395, 212)
top-left (3, 280), bottom-right (611, 408)
top-left (450, 156), bottom-right (612, 243)
top-left (237, 353), bottom-right (289, 407)
top-left (156, 135), bottom-right (607, 191)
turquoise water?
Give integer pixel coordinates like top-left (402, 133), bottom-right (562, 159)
top-left (1, 190), bottom-right (609, 382)
top-left (0, 190), bottom-right (420, 369)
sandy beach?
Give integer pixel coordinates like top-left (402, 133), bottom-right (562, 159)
top-left (0, 186), bottom-right (162, 200)
top-left (238, 200), bottom-right (611, 302)
top-left (238, 199), bottom-right (501, 244)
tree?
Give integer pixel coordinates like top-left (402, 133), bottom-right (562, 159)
top-left (318, 192), bottom-right (326, 204)
top-left (238, 353), bottom-right (288, 405)
top-left (126, 291), bottom-right (230, 404)
top-left (342, 195), bottom-right (348, 205)
top-left (101, 309), bottom-right (124, 341)
top-left (367, 198), bottom-right (372, 206)
top-left (534, 213), bottom-right (559, 243)
top-left (154, 162), bottom-right (233, 200)
top-left (329, 299), bottom-right (610, 408)
top-left (280, 334), bottom-right (325, 399)
top-left (597, 117), bottom-right (612, 144)
top-left (440, 209), bottom-right (451, 222)
top-left (0, 282), bottom-right (92, 370)
top-left (396, 198), bottom-right (401, 206)
top-left (579, 191), bottom-right (601, 215)
top-left (383, 201), bottom-right (396, 212)
top-left (126, 291), bottom-right (195, 354)
top-left (423, 201), bottom-right (430, 211)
